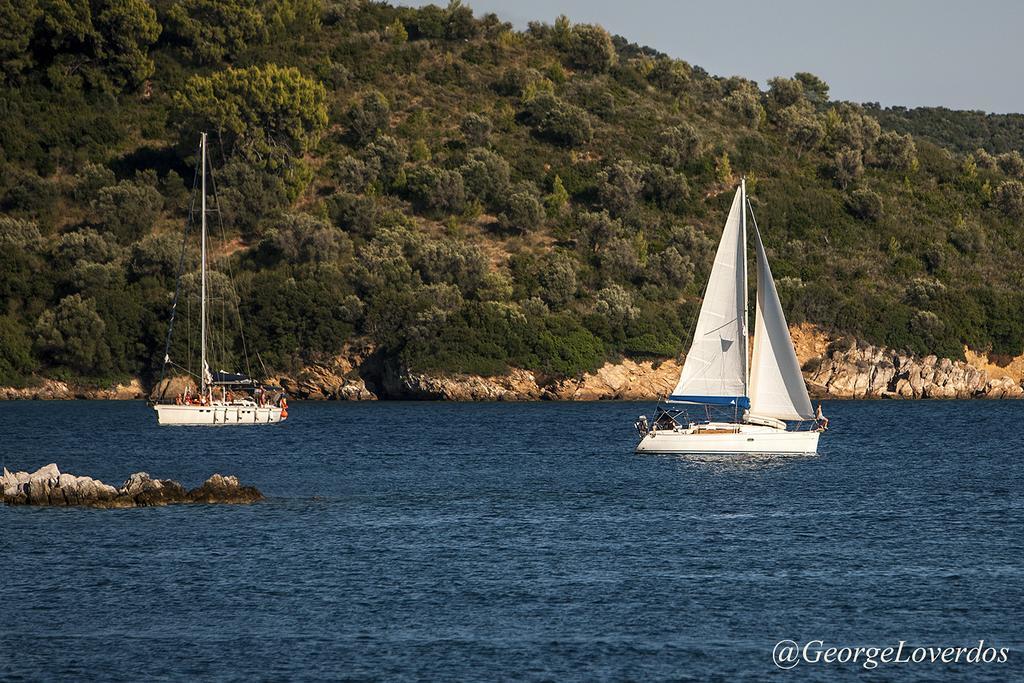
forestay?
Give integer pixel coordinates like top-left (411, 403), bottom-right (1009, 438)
top-left (748, 220), bottom-right (815, 420)
top-left (670, 187), bottom-right (748, 404)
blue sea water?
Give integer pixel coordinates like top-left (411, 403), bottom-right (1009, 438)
top-left (0, 400), bottom-right (1021, 681)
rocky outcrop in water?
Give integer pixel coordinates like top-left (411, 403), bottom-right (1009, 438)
top-left (2, 465), bottom-right (262, 508)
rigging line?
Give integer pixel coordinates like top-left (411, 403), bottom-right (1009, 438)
top-left (156, 142), bottom-right (202, 401)
top-left (745, 197), bottom-right (764, 245)
top-left (699, 317), bottom-right (743, 337)
top-left (166, 361), bottom-right (199, 380)
top-left (254, 350), bottom-right (270, 382)
top-left (206, 147), bottom-right (254, 380)
top-left (186, 293), bottom-right (192, 378)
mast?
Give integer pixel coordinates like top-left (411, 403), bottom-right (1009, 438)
top-left (200, 132), bottom-right (208, 395)
top-left (740, 177), bottom-right (749, 396)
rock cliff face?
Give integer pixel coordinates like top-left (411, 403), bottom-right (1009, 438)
top-left (3, 328), bottom-right (1023, 401)
top-left (276, 333), bottom-right (1021, 401)
top-left (0, 378), bottom-right (146, 401)
top-left (802, 336), bottom-right (1023, 399)
top-left (2, 464), bottom-right (262, 508)
top-left (302, 355), bottom-right (683, 401)
top-left (269, 343), bottom-right (376, 400)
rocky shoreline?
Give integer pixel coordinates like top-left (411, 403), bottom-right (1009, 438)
top-left (3, 327), bottom-right (1023, 402)
top-left (2, 464), bottom-right (262, 508)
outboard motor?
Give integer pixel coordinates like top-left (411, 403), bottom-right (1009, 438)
top-left (634, 415), bottom-right (649, 437)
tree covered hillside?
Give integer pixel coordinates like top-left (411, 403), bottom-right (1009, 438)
top-left (2, 0), bottom-right (1024, 388)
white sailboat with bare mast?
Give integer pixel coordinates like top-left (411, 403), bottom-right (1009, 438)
top-left (634, 179), bottom-right (825, 454)
top-left (151, 133), bottom-right (287, 426)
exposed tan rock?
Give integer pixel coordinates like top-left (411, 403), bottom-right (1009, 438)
top-left (551, 358), bottom-right (682, 400)
top-left (800, 336), bottom-right (1016, 399)
top-left (4, 327), bottom-right (1024, 402)
top-left (271, 343), bottom-right (378, 400)
top-left (982, 375), bottom-right (1024, 399)
top-left (150, 376), bottom-right (195, 401)
top-left (0, 379), bottom-right (74, 400)
top-left (389, 368), bottom-right (543, 400)
top-left (0, 378), bottom-right (146, 400)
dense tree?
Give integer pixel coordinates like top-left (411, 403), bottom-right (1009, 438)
top-left (778, 104), bottom-right (824, 157)
top-left (33, 294), bottom-right (113, 375)
top-left (873, 131), bottom-right (917, 170)
top-left (0, 217), bottom-right (42, 247)
top-left (997, 151), bottom-right (1024, 179)
top-left (537, 252), bottom-right (577, 308)
top-left (575, 210), bottom-right (622, 253)
top-left (362, 135), bottom-right (408, 186)
top-left (460, 112), bottom-right (492, 147)
top-left (217, 158), bottom-right (292, 237)
top-left (93, 180), bottom-right (163, 243)
top-left (164, 0), bottom-right (266, 63)
top-left (974, 148), bottom-right (998, 170)
top-left (794, 72), bottom-right (830, 105)
top-left (597, 160), bottom-right (644, 217)
top-left (657, 123), bottom-right (700, 169)
top-left (647, 58), bottom-right (691, 95)
top-left (0, 315), bottom-right (36, 384)
top-left (825, 103), bottom-right (881, 153)
top-left (345, 90), bottom-right (391, 147)
top-left (598, 237), bottom-right (642, 284)
top-left (594, 284), bottom-right (639, 330)
top-left (832, 147), bottom-right (864, 190)
top-left (723, 89), bottom-right (763, 128)
top-left (413, 238), bottom-right (488, 295)
top-left (646, 246), bottom-right (693, 290)
top-left (641, 164), bottom-right (689, 212)
top-left (34, 0), bottom-right (160, 92)
top-left (174, 63), bottom-right (328, 174)
top-left (460, 148), bottom-right (511, 206)
top-left (994, 180), bottom-right (1024, 218)
top-left (766, 77), bottom-right (804, 112)
top-left (521, 92), bottom-right (592, 146)
top-left (544, 175), bottom-right (570, 217)
top-left (0, 0), bottom-right (42, 81)
top-left (846, 188), bottom-right (883, 221)
top-left (128, 233), bottom-right (182, 281)
top-left (566, 24), bottom-right (616, 73)
top-left (404, 164), bottom-right (466, 216)
top-left (262, 212), bottom-right (353, 265)
top-left (498, 189), bottom-right (545, 233)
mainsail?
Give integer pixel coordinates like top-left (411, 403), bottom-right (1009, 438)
top-left (748, 219), bottom-right (815, 420)
top-left (670, 186), bottom-right (748, 406)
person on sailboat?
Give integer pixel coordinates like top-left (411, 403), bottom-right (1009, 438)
top-left (815, 403), bottom-right (829, 431)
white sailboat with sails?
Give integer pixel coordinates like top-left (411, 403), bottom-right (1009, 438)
top-left (634, 180), bottom-right (825, 454)
top-left (151, 133), bottom-right (287, 426)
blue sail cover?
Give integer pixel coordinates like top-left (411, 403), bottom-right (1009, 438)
top-left (668, 395), bottom-right (751, 409)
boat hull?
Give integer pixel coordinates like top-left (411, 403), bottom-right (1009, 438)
top-left (154, 404), bottom-right (285, 426)
top-left (635, 425), bottom-right (819, 455)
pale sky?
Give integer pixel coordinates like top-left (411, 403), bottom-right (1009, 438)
top-left (401, 0), bottom-right (1023, 114)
